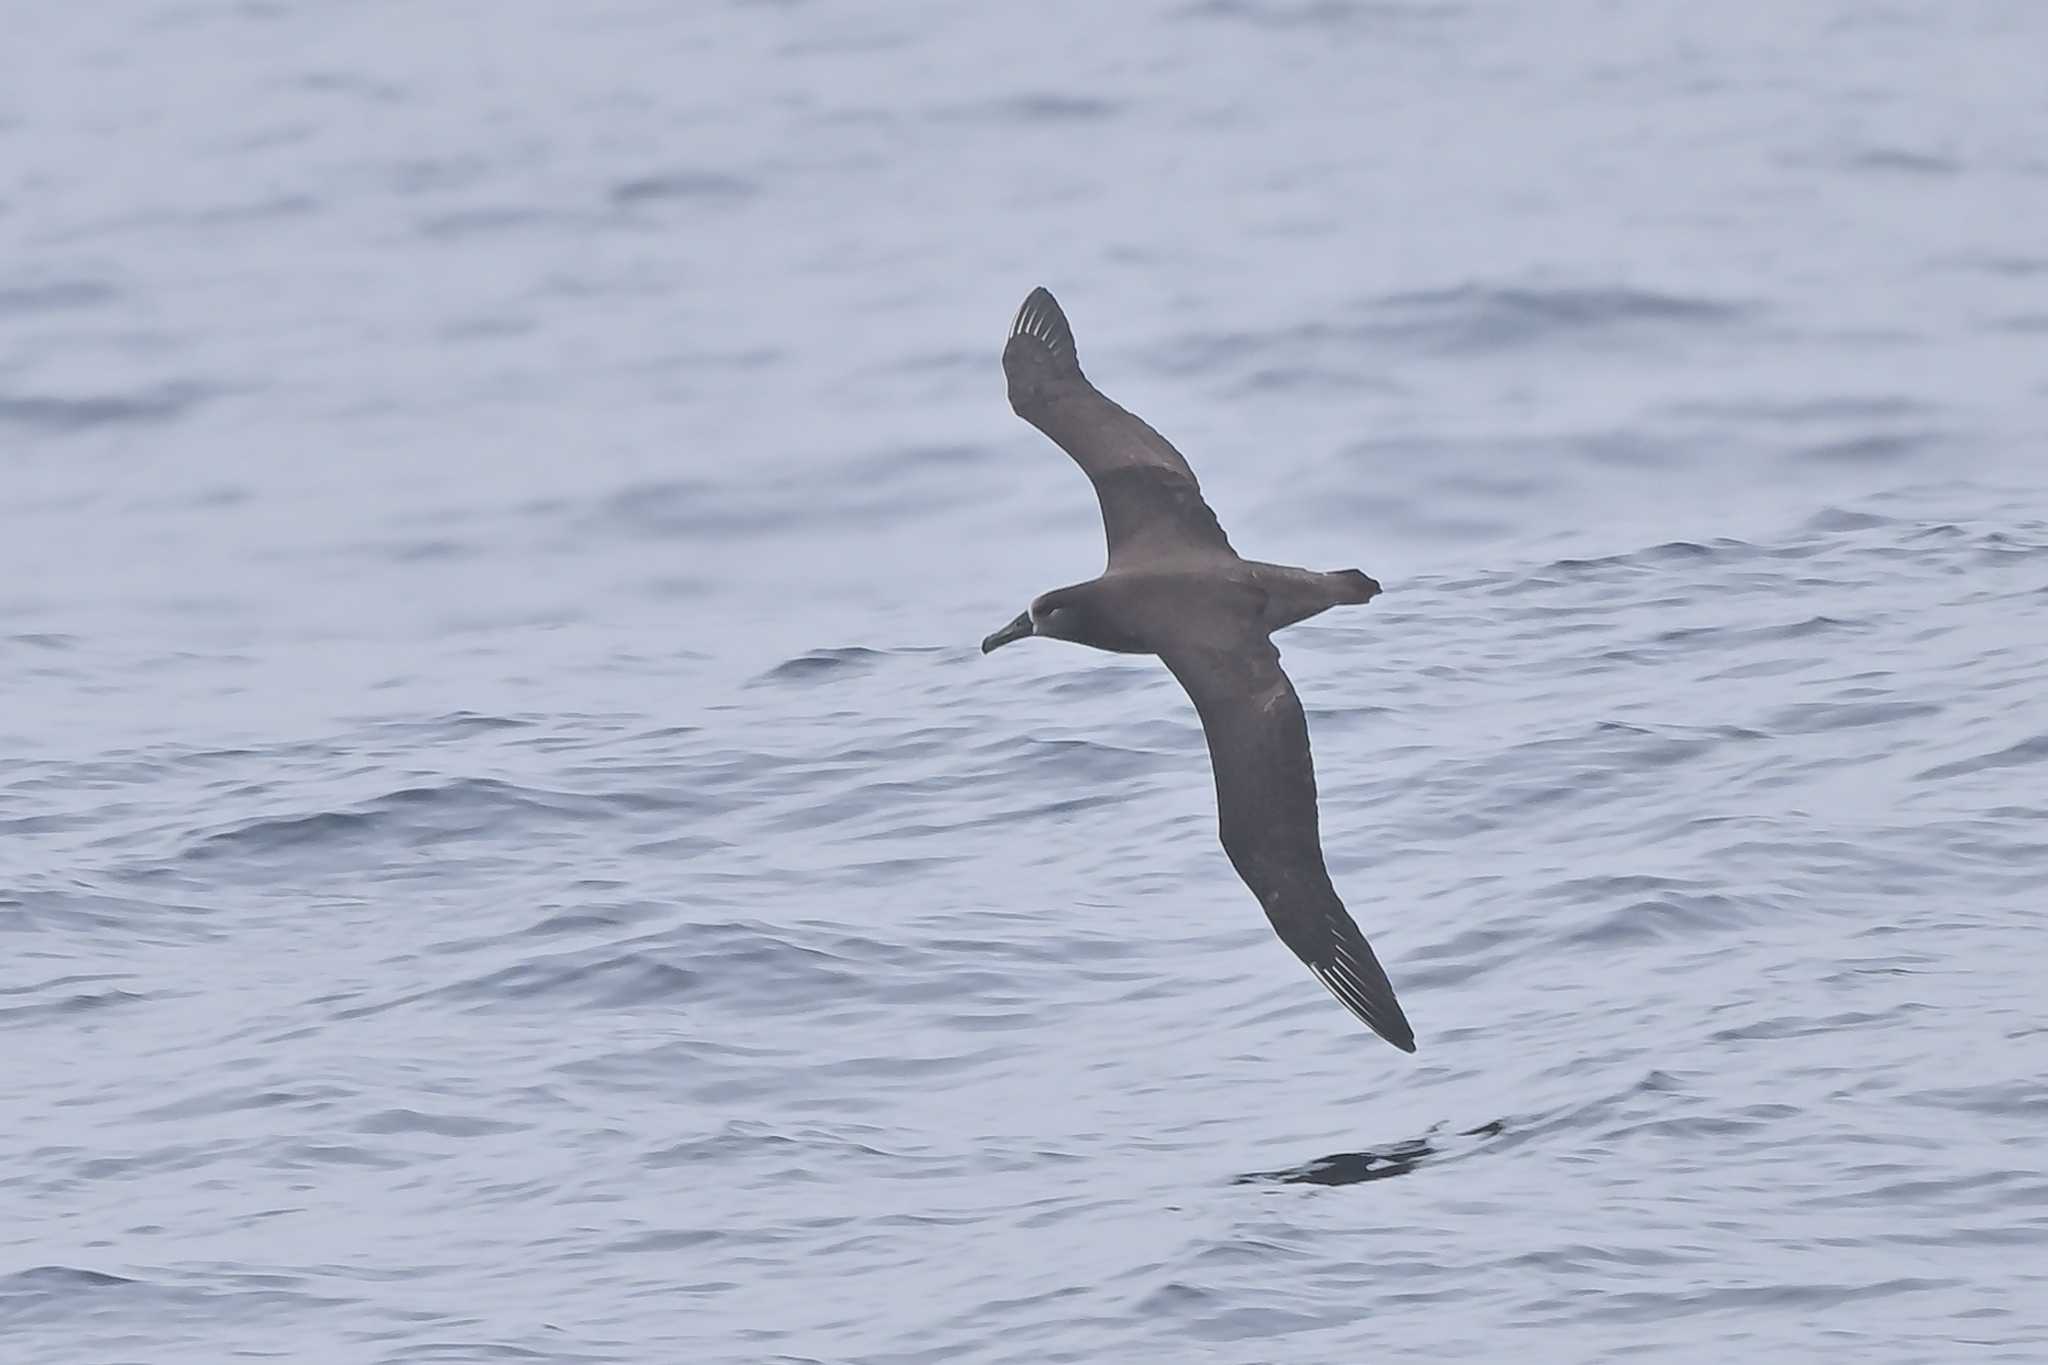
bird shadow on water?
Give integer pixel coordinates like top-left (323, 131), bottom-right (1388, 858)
top-left (1235, 1118), bottom-right (1507, 1187)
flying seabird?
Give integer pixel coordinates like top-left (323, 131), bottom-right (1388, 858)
top-left (982, 287), bottom-right (1416, 1053)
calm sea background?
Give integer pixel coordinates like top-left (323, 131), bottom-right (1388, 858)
top-left (5, 4), bottom-right (2047, 1362)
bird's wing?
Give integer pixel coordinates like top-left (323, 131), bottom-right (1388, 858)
top-left (1160, 631), bottom-right (1416, 1052)
top-left (1003, 287), bottom-right (1237, 568)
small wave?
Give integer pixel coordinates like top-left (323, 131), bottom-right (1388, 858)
top-left (425, 919), bottom-right (861, 1017)
top-left (358, 710), bottom-right (536, 739)
top-left (416, 206), bottom-right (568, 239)
top-left (1560, 891), bottom-right (1754, 949)
top-left (0, 987), bottom-right (144, 1025)
top-left (0, 385), bottom-right (208, 432)
top-left (1917, 733), bottom-right (2048, 781)
top-left (0, 280), bottom-right (117, 316)
top-left (355, 1108), bottom-right (526, 1138)
top-left (1541, 537), bottom-right (1748, 578)
top-left (1802, 507), bottom-right (1896, 532)
top-left (1763, 699), bottom-right (1940, 735)
top-left (1794, 430), bottom-right (1941, 465)
top-left (953, 93), bottom-right (1123, 123)
top-left (0, 1265), bottom-right (137, 1321)
top-left (610, 169), bottom-right (759, 206)
top-left (1178, 0), bottom-right (1454, 32)
top-left (1671, 394), bottom-right (1934, 427)
top-left (1846, 146), bottom-right (1960, 177)
top-left (1368, 283), bottom-right (1753, 353)
top-left (181, 776), bottom-right (690, 862)
top-left (755, 646), bottom-right (888, 684)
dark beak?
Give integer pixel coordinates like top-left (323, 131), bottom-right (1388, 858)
top-left (980, 611), bottom-right (1034, 654)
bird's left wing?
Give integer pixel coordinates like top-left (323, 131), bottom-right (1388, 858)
top-left (1160, 631), bottom-right (1416, 1052)
top-left (1003, 287), bottom-right (1237, 568)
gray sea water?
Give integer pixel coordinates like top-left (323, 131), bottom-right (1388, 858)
top-left (6, 3), bottom-right (2048, 1362)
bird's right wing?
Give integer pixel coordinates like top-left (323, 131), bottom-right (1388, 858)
top-left (1160, 631), bottom-right (1416, 1053)
top-left (1003, 287), bottom-right (1237, 568)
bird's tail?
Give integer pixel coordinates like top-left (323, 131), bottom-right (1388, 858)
top-left (1332, 569), bottom-right (1381, 604)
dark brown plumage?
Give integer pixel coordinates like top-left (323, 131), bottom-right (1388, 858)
top-left (982, 287), bottom-right (1415, 1053)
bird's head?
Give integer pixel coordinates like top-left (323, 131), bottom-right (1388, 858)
top-left (980, 591), bottom-right (1087, 654)
top-left (980, 608), bottom-right (1034, 654)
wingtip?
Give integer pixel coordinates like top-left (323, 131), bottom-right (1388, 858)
top-left (1008, 286), bottom-right (1079, 373)
top-left (1370, 1012), bottom-right (1418, 1054)
top-left (1311, 958), bottom-right (1417, 1055)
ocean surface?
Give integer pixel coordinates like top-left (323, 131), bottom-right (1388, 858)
top-left (5, 3), bottom-right (2047, 1362)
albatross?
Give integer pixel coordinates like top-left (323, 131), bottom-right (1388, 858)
top-left (981, 287), bottom-right (1416, 1053)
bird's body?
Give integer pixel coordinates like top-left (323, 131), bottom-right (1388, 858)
top-left (982, 287), bottom-right (1416, 1053)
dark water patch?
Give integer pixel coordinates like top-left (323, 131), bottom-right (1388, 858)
top-left (996, 733), bottom-right (1181, 786)
top-left (384, 710), bottom-right (535, 738)
top-left (1394, 922), bottom-right (1530, 989)
top-left (1670, 394), bottom-right (1936, 427)
top-left (0, 887), bottom-right (217, 943)
top-left (0, 280), bottom-right (117, 315)
top-left (610, 169), bottom-right (759, 206)
top-left (520, 900), bottom-right (669, 938)
top-left (0, 385), bottom-right (208, 432)
top-left (1530, 1275), bottom-right (1963, 1325)
top-left (1846, 146), bottom-right (1960, 177)
top-left (755, 646), bottom-right (888, 684)
top-left (837, 440), bottom-right (995, 482)
top-left (266, 1141), bottom-right (410, 1171)
top-left (1541, 537), bottom-right (1747, 579)
top-left (72, 1138), bottom-right (260, 1183)
top-left (189, 193), bottom-right (322, 226)
top-left (417, 206), bottom-right (570, 239)
top-left (1794, 430), bottom-right (1941, 465)
top-left (594, 474), bottom-right (970, 540)
top-left (1178, 0), bottom-right (1460, 33)
top-left (356, 1108), bottom-right (526, 1139)
top-left (1803, 506), bottom-right (1896, 533)
top-left (429, 918), bottom-right (865, 1016)
top-left (644, 1119), bottom-right (906, 1171)
top-left (0, 1266), bottom-right (134, 1293)
top-left (1229, 361), bottom-right (1396, 396)
top-left (1955, 253), bottom-right (2048, 277)
top-left (425, 897), bottom-right (676, 958)
top-left (1653, 614), bottom-right (1856, 655)
top-left (387, 152), bottom-right (493, 197)
top-left (1043, 663), bottom-right (1162, 700)
top-left (181, 776), bottom-right (689, 863)
top-left (953, 93), bottom-right (1124, 123)
top-left (1710, 1006), bottom-right (1929, 1043)
top-left (1916, 733), bottom-right (2048, 781)
top-left (448, 949), bottom-right (701, 1011)
top-left (0, 1266), bottom-right (138, 1326)
top-left (1163, 285), bottom-right (1749, 381)
top-left (136, 1083), bottom-right (350, 1123)
top-left (0, 812), bottom-right (79, 836)
top-left (1906, 1079), bottom-right (2048, 1121)
top-left (381, 536), bottom-right (474, 562)
top-left (184, 807), bottom-right (377, 858)
top-left (1560, 891), bottom-right (1754, 949)
top-left (1367, 283), bottom-right (1752, 353)
top-left (292, 69), bottom-right (410, 104)
top-left (6, 632), bottom-right (79, 649)
top-left (1762, 698), bottom-right (1940, 735)
top-left (438, 312), bottom-right (538, 341)
top-left (0, 987), bottom-right (145, 1024)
